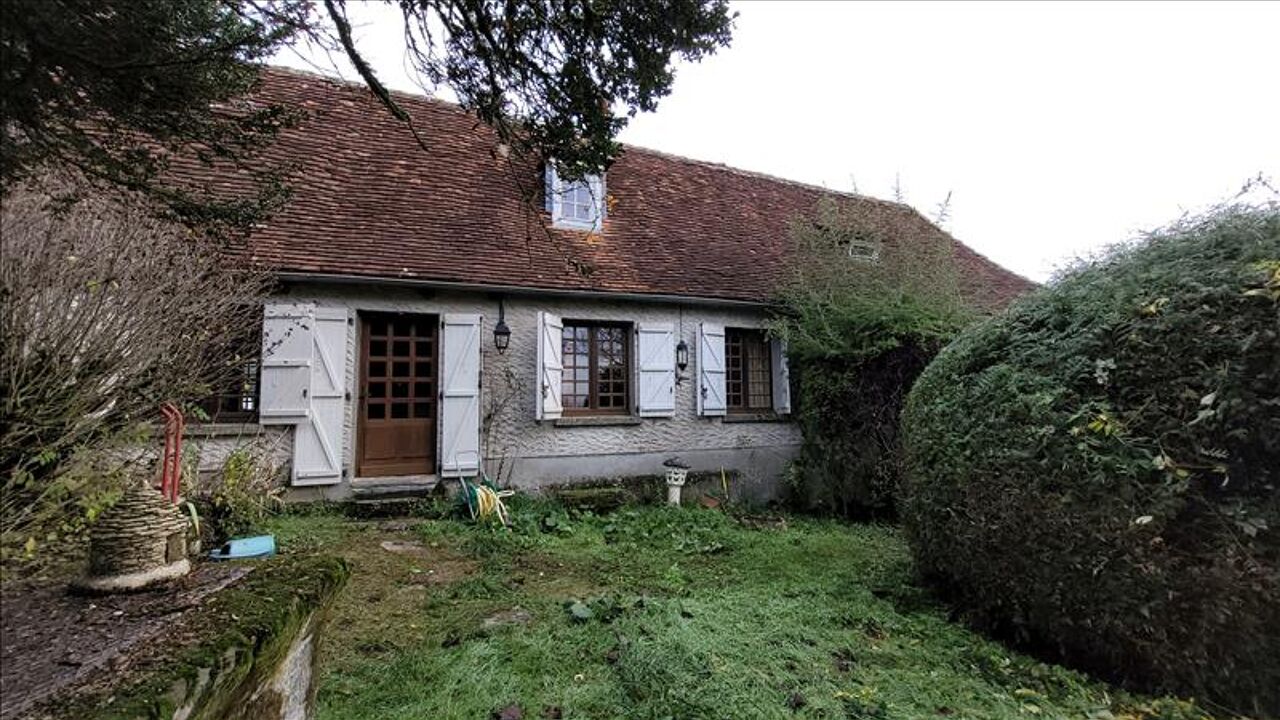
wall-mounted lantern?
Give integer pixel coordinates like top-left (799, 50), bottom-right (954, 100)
top-left (493, 297), bottom-right (511, 354)
top-left (675, 339), bottom-right (689, 373)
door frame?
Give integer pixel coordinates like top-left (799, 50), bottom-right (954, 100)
top-left (354, 310), bottom-right (441, 478)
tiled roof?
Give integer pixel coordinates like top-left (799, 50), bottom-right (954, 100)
top-left (205, 67), bottom-right (1034, 308)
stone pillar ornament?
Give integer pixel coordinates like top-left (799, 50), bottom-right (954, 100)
top-left (662, 456), bottom-right (691, 506)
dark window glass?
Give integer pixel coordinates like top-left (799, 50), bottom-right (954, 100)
top-left (560, 322), bottom-right (630, 415)
top-left (197, 325), bottom-right (261, 423)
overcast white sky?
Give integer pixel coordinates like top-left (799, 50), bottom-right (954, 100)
top-left (273, 1), bottom-right (1279, 281)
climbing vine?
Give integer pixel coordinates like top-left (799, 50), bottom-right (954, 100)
top-left (770, 195), bottom-right (973, 518)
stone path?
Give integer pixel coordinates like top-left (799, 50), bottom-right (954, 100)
top-left (0, 564), bottom-right (248, 719)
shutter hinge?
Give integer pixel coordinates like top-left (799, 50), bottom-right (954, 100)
top-left (347, 316), bottom-right (354, 326)
top-left (345, 391), bottom-right (351, 401)
top-left (342, 468), bottom-right (349, 479)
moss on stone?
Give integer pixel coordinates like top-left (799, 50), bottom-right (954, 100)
top-left (46, 555), bottom-right (347, 720)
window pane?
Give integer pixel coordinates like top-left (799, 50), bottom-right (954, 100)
top-left (391, 403), bottom-right (409, 419)
top-left (746, 334), bottom-right (772, 409)
top-left (369, 382), bottom-right (386, 398)
top-left (414, 402), bottom-right (431, 418)
top-left (393, 340), bottom-right (411, 357)
top-left (198, 325), bottom-right (261, 423)
top-left (392, 382), bottom-right (409, 398)
top-left (393, 361), bottom-right (410, 377)
top-left (367, 403), bottom-right (385, 419)
top-left (725, 329), bottom-right (746, 410)
top-left (416, 340), bottom-right (432, 357)
top-left (559, 321), bottom-right (629, 413)
top-left (415, 361), bottom-right (432, 377)
top-left (725, 328), bottom-right (772, 411)
top-left (370, 339), bottom-right (387, 356)
top-left (414, 381), bottom-right (431, 398)
top-left (369, 361), bottom-right (386, 378)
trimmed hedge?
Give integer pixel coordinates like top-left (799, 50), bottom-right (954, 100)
top-left (901, 206), bottom-right (1280, 715)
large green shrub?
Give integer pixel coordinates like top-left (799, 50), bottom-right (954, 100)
top-left (901, 205), bottom-right (1280, 715)
top-left (773, 196), bottom-right (972, 517)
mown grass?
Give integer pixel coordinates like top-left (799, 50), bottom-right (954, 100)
top-left (265, 501), bottom-right (1223, 720)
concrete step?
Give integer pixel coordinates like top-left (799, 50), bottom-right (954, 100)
top-left (349, 474), bottom-right (440, 501)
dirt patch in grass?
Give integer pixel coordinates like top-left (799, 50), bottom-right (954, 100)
top-left (264, 513), bottom-right (481, 672)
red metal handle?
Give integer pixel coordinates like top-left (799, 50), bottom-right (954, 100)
top-left (159, 403), bottom-right (184, 503)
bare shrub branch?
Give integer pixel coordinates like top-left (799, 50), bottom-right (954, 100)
top-left (0, 182), bottom-right (271, 537)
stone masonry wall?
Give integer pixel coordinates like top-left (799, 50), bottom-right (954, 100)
top-left (276, 282), bottom-right (801, 498)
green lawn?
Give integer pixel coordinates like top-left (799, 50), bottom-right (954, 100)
top-left (264, 502), bottom-right (1216, 720)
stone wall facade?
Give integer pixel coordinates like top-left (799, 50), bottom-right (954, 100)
top-left (208, 281), bottom-right (802, 502)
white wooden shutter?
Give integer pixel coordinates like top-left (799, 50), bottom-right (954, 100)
top-left (292, 308), bottom-right (348, 486)
top-left (259, 303), bottom-right (314, 424)
top-left (771, 338), bottom-right (792, 415)
top-left (440, 314), bottom-right (482, 477)
top-left (535, 311), bottom-right (563, 420)
top-left (636, 323), bottom-right (675, 417)
top-left (697, 322), bottom-right (726, 416)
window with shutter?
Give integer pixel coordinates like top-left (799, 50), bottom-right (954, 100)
top-left (725, 328), bottom-right (773, 413)
top-left (259, 303), bottom-right (314, 424)
top-left (536, 311), bottom-right (563, 420)
top-left (293, 307), bottom-right (348, 485)
top-left (561, 321), bottom-right (630, 415)
top-left (771, 338), bottom-right (792, 415)
top-left (258, 303), bottom-right (350, 486)
top-left (197, 323), bottom-right (261, 423)
top-left (636, 323), bottom-right (675, 417)
top-left (697, 322), bottom-right (726, 416)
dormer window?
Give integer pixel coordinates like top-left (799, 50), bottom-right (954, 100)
top-left (847, 236), bottom-right (881, 263)
top-left (545, 164), bottom-right (605, 231)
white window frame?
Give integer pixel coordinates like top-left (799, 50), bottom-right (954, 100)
top-left (546, 164), bottom-right (605, 231)
top-left (847, 236), bottom-right (881, 263)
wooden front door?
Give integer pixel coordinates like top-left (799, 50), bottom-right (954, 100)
top-left (357, 312), bottom-right (438, 477)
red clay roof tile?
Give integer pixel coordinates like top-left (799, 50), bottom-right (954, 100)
top-left (202, 67), bottom-right (1035, 308)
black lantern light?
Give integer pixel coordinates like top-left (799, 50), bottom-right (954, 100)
top-left (675, 339), bottom-right (689, 372)
top-left (493, 297), bottom-right (511, 353)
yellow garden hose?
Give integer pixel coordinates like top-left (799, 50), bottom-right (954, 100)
top-left (467, 482), bottom-right (515, 527)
